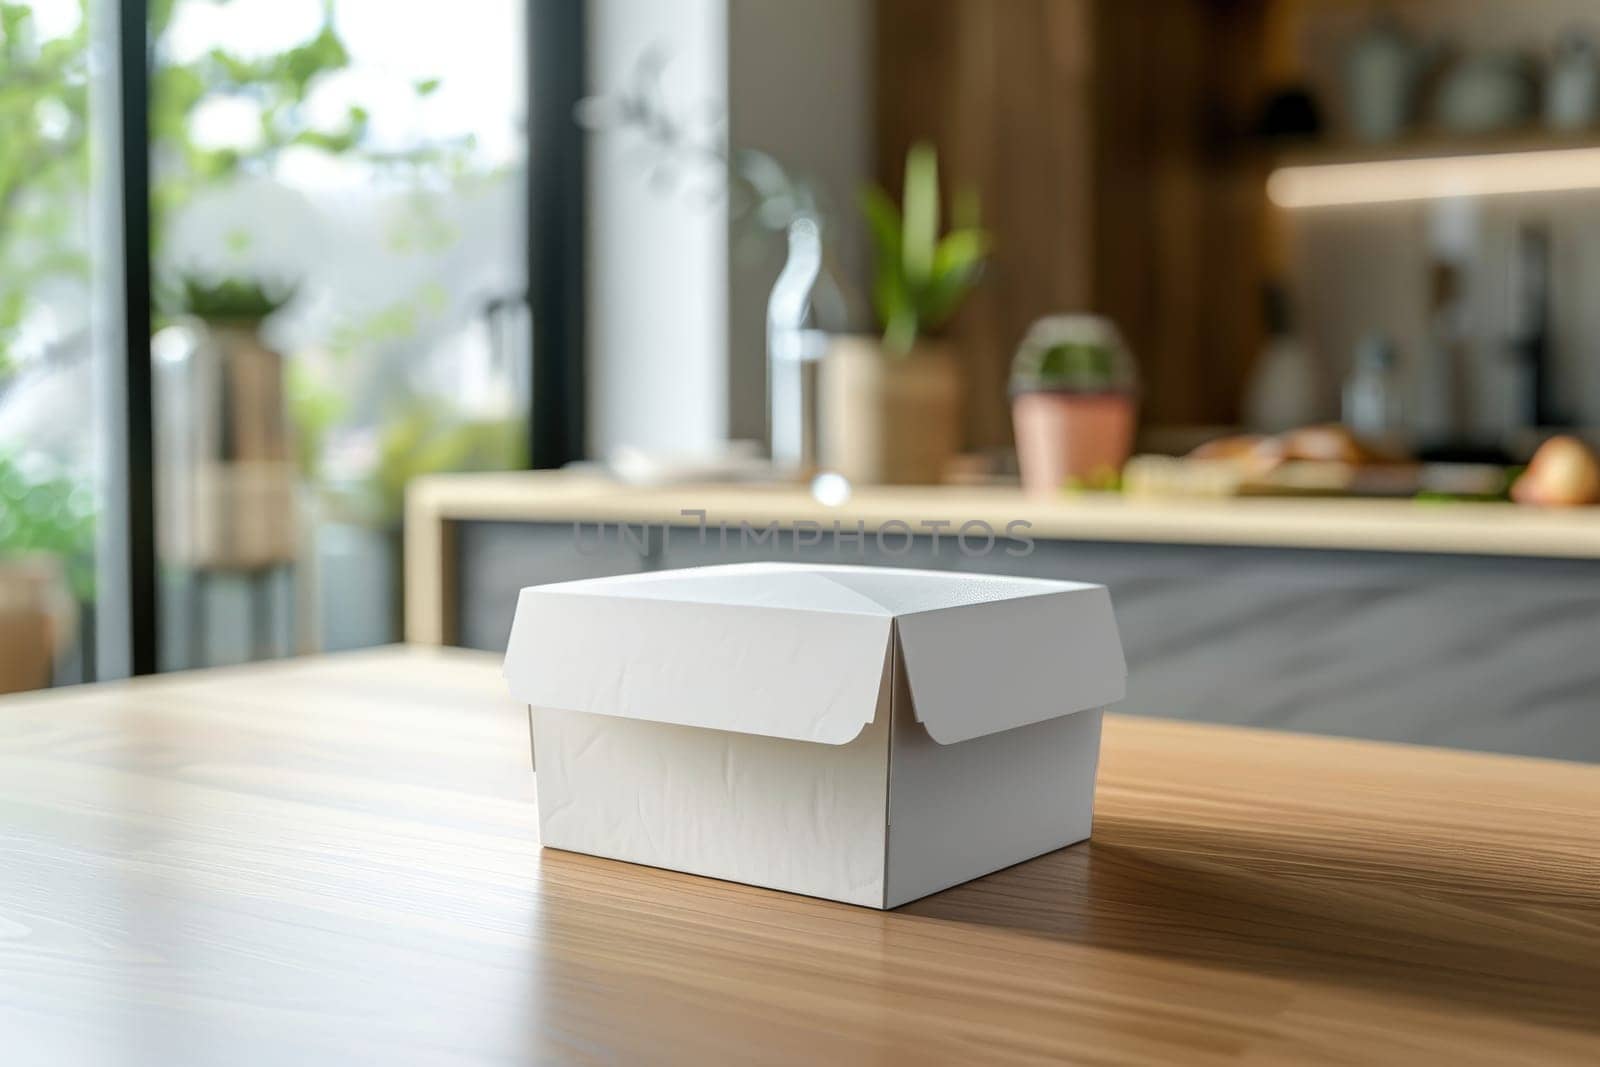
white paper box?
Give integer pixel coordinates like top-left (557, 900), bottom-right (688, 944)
top-left (503, 563), bottom-right (1125, 908)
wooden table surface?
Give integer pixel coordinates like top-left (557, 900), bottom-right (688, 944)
top-left (2, 648), bottom-right (1598, 1065)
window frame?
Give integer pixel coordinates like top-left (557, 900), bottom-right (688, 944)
top-left (96, 0), bottom-right (584, 676)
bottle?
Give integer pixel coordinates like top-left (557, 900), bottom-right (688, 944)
top-left (765, 217), bottom-right (828, 475)
top-left (1244, 283), bottom-right (1320, 433)
top-left (1343, 336), bottom-right (1406, 450)
top-left (765, 215), bottom-right (863, 479)
top-left (1416, 262), bottom-right (1471, 448)
top-left (1505, 223), bottom-right (1555, 431)
top-left (1547, 31), bottom-right (1600, 131)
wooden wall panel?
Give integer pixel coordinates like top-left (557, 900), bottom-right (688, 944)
top-left (875, 0), bottom-right (1267, 440)
top-left (875, 0), bottom-right (1096, 450)
top-left (1092, 0), bottom-right (1268, 428)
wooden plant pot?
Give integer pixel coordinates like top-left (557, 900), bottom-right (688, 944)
top-left (819, 337), bottom-right (963, 486)
top-left (156, 320), bottom-right (298, 571)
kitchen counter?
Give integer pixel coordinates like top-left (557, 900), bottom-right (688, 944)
top-left (404, 471), bottom-right (1600, 762)
top-left (3, 647), bottom-right (1597, 1064)
top-left (406, 470), bottom-right (1600, 642)
top-left (408, 470), bottom-right (1600, 569)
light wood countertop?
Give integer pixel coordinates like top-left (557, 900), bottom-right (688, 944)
top-left (3, 647), bottom-right (1598, 1064)
top-left (403, 471), bottom-right (1600, 643)
top-left (409, 469), bottom-right (1600, 556)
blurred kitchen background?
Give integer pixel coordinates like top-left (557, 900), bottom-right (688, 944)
top-left (3, 1), bottom-right (1599, 759)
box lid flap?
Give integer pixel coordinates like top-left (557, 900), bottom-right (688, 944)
top-left (522, 563), bottom-right (902, 615)
top-left (893, 582), bottom-right (1125, 744)
top-left (503, 568), bottom-right (894, 745)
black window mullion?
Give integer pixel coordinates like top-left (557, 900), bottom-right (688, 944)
top-left (99, 0), bottom-right (157, 677)
top-left (526, 0), bottom-right (587, 469)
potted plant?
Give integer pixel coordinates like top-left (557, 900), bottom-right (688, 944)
top-left (819, 143), bottom-right (989, 485)
top-left (156, 275), bottom-right (300, 572)
top-left (0, 448), bottom-right (90, 692)
top-left (1010, 316), bottom-right (1139, 496)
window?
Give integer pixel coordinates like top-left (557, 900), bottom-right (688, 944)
top-left (0, 0), bottom-right (579, 687)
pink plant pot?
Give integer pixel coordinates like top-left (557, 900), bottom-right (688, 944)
top-left (1012, 391), bottom-right (1137, 496)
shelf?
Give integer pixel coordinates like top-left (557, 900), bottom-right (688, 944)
top-left (1264, 133), bottom-right (1600, 208)
top-left (1265, 130), bottom-right (1600, 170)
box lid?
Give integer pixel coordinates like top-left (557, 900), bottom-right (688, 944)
top-left (503, 563), bottom-right (1124, 746)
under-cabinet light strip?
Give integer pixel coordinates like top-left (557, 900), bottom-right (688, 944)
top-left (1267, 146), bottom-right (1600, 208)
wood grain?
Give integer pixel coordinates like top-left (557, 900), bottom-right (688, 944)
top-left (875, 0), bottom-right (1097, 450)
top-left (874, 0), bottom-right (1269, 437)
top-left (1091, 0), bottom-right (1268, 428)
top-left (2, 648), bottom-right (1598, 1064)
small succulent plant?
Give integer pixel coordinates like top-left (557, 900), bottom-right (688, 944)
top-left (1011, 316), bottom-right (1138, 394)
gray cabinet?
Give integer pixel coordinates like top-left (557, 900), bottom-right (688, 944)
top-left (455, 519), bottom-right (1600, 762)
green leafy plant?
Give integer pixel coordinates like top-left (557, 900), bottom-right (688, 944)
top-left (578, 49), bottom-right (862, 334)
top-left (1, 0), bottom-right (472, 388)
top-left (576, 49), bottom-right (830, 252)
top-left (146, 3), bottom-right (467, 237)
top-left (0, 1), bottom-right (91, 385)
top-left (370, 397), bottom-right (525, 526)
top-left (285, 361), bottom-right (345, 481)
top-left (5, 0), bottom-right (522, 557)
top-left (1035, 343), bottom-right (1117, 389)
top-left (171, 274), bottom-right (297, 323)
top-left (0, 446), bottom-right (96, 600)
top-left (859, 142), bottom-right (989, 355)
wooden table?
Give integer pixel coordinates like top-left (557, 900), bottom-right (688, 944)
top-left (3, 648), bottom-right (1598, 1064)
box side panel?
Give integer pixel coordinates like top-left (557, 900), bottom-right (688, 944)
top-left (531, 701), bottom-right (890, 908)
top-left (883, 664), bottom-right (1102, 908)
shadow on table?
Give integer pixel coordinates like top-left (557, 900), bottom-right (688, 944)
top-left (902, 819), bottom-right (1600, 1036)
